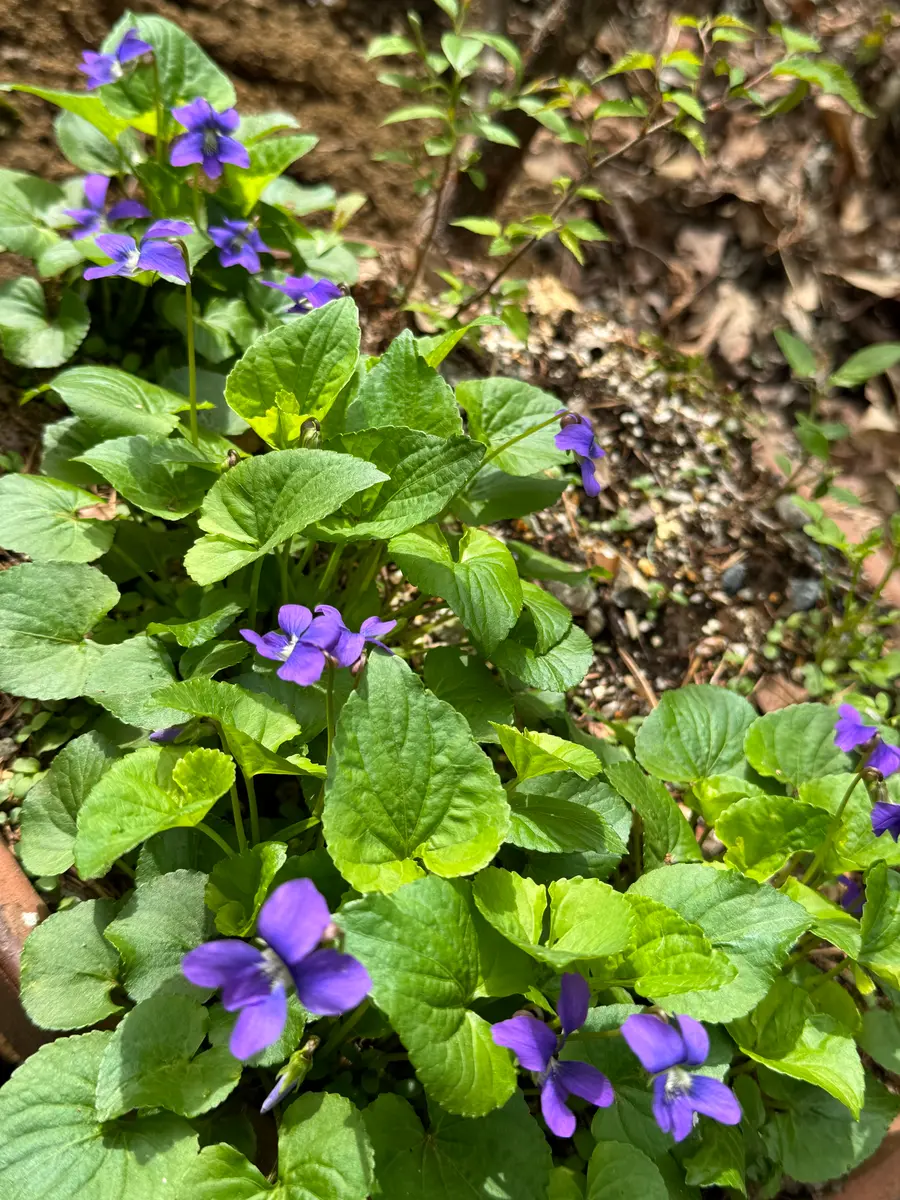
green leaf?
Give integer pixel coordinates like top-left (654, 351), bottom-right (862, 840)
top-left (147, 596), bottom-right (245, 648)
top-left (364, 1092), bottom-right (550, 1200)
top-left (730, 980), bottom-right (864, 1114)
top-left (828, 342), bottom-right (900, 389)
top-left (492, 622), bottom-right (593, 691)
top-left (634, 684), bottom-right (756, 783)
top-left (105, 868), bottom-right (213, 1001)
top-left (781, 877), bottom-right (861, 957)
top-left (185, 448), bottom-right (386, 584)
top-left (0, 168), bottom-right (65, 258)
top-left (457, 377), bottom-right (567, 476)
top-left (422, 647), bottom-right (513, 742)
top-left (382, 105), bottom-right (447, 125)
top-left (859, 862), bottom-right (900, 988)
top-left (101, 12), bottom-right (235, 122)
top-left (587, 1142), bottom-right (667, 1200)
top-left (390, 525), bottom-right (522, 653)
top-left (341, 875), bottom-right (516, 1115)
top-left (231, 134), bottom-right (318, 213)
top-left (454, 466), bottom-right (566, 525)
top-left (441, 32), bottom-right (483, 74)
top-left (771, 23), bottom-right (822, 53)
top-left (180, 640), bottom-right (250, 679)
top-left (345, 329), bottom-right (462, 438)
top-left (0, 562), bottom-right (118, 700)
top-left (764, 1072), bottom-right (900, 1184)
top-left (20, 899), bottom-right (121, 1030)
top-left (631, 864), bottom-right (810, 1020)
top-left (743, 703), bottom-right (850, 785)
top-left (156, 678), bottom-right (302, 750)
top-left (367, 35), bottom-right (417, 58)
top-left (323, 653), bottom-right (508, 893)
top-left (606, 760), bottom-right (702, 868)
top-left (416, 316), bottom-right (502, 368)
top-left (49, 366), bottom-right (192, 439)
top-left (774, 328), bottom-right (817, 379)
top-left (771, 55), bottom-right (874, 116)
top-left (85, 635), bottom-right (182, 729)
top-left (518, 580), bottom-right (572, 654)
top-left (716, 794), bottom-right (830, 880)
top-left (55, 112), bottom-right (137, 175)
top-left (664, 91), bottom-right (705, 121)
top-left (596, 893), bottom-right (737, 1001)
top-left (798, 773), bottom-right (900, 873)
top-left (77, 435), bottom-right (217, 518)
top-left (224, 297), bottom-right (360, 447)
top-left (565, 218), bottom-right (608, 242)
top-left (182, 1092), bottom-right (373, 1200)
top-left (451, 217), bottom-right (503, 237)
top-left (0, 473), bottom-right (114, 562)
top-left (19, 731), bottom-right (117, 875)
top-left (604, 51), bottom-right (656, 76)
top-left (207, 841), bottom-right (287, 936)
top-left (684, 1122), bottom-right (745, 1192)
top-left (0, 278), bottom-right (89, 368)
top-left (314, 429), bottom-right (483, 544)
top-left (514, 774), bottom-right (629, 873)
top-left (473, 868), bottom-right (633, 968)
top-left (858, 1008), bottom-right (900, 1073)
top-left (0, 1031), bottom-right (197, 1200)
top-left (0, 85), bottom-right (131, 141)
top-left (494, 723), bottom-right (600, 782)
top-left (593, 99), bottom-right (648, 118)
top-left (507, 539), bottom-right (593, 583)
top-left (208, 992), bottom-right (307, 1070)
top-left (95, 993), bottom-right (241, 1120)
top-left (75, 747), bottom-right (235, 878)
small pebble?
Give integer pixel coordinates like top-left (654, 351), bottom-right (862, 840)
top-left (788, 577), bottom-right (822, 612)
top-left (721, 563), bottom-right (747, 595)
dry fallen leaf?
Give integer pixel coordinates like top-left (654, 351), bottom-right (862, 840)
top-left (753, 675), bottom-right (810, 713)
top-left (78, 490), bottom-right (118, 521)
top-left (680, 281), bottom-right (760, 366)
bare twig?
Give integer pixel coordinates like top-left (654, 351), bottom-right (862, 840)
top-left (616, 646), bottom-right (658, 709)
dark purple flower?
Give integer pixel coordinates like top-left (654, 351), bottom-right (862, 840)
top-left (834, 704), bottom-right (877, 752)
top-left (313, 605), bottom-right (397, 668)
top-left (261, 274), bottom-right (342, 314)
top-left (64, 174), bottom-right (151, 239)
top-left (872, 801), bottom-right (900, 840)
top-left (492, 973), bottom-right (614, 1137)
top-left (83, 220), bottom-right (192, 285)
top-left (869, 742), bottom-right (900, 779)
top-left (621, 1013), bottom-right (741, 1143)
top-left (78, 27), bottom-right (152, 90)
top-left (182, 879), bottom-right (370, 1060)
top-left (838, 873), bottom-right (864, 913)
top-left (554, 410), bottom-right (605, 498)
top-left (149, 724), bottom-right (186, 744)
top-left (170, 99), bottom-right (250, 181)
top-left (208, 218), bottom-right (270, 273)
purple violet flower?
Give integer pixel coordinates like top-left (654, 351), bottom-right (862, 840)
top-left (182, 879), bottom-right (371, 1060)
top-left (83, 219), bottom-right (193, 285)
top-left (170, 99), bottom-right (250, 180)
top-left (149, 724), bottom-right (186, 744)
top-left (554, 410), bottom-right (605, 498)
top-left (839, 873), bottom-right (864, 913)
top-left (868, 742), bottom-right (900, 779)
top-left (63, 175), bottom-right (151, 239)
top-left (261, 274), bottom-right (342, 314)
top-left (209, 218), bottom-right (271, 273)
top-left (491, 973), bottom-right (614, 1137)
top-left (834, 704), bottom-right (878, 752)
top-left (621, 1013), bottom-right (741, 1143)
top-left (241, 603), bottom-right (396, 686)
top-left (79, 28), bottom-right (152, 90)
top-left (871, 801), bottom-right (900, 840)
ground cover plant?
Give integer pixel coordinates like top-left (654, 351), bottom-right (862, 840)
top-left (0, 9), bottom-right (900, 1200)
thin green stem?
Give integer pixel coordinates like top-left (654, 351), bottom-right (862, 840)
top-left (248, 556), bottom-right (264, 628)
top-left (197, 821), bottom-right (235, 857)
top-left (318, 544), bottom-right (343, 598)
top-left (279, 543), bottom-right (292, 608)
top-left (277, 816), bottom-right (320, 842)
top-left (475, 414), bottom-right (561, 476)
top-left (295, 539), bottom-right (317, 576)
top-left (115, 857), bottom-right (135, 879)
top-left (350, 541), bottom-right (384, 600)
top-left (184, 280), bottom-right (199, 446)
top-left (114, 545), bottom-right (170, 603)
top-left (192, 167), bottom-right (204, 229)
top-left (325, 662), bottom-right (336, 761)
top-left (151, 57), bottom-right (165, 165)
top-left (244, 772), bottom-right (260, 846)
top-left (802, 768), bottom-right (867, 887)
top-left (229, 783), bottom-right (248, 852)
top-left (318, 999), bottom-right (371, 1059)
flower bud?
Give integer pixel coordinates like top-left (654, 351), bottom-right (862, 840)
top-left (559, 412), bottom-right (581, 428)
top-left (299, 418), bottom-right (321, 449)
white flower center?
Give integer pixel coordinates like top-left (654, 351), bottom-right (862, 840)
top-left (664, 1067), bottom-right (692, 1099)
top-left (124, 248), bottom-right (141, 274)
top-left (203, 128), bottom-right (220, 156)
top-left (260, 947), bottom-right (292, 990)
top-left (111, 61), bottom-right (124, 81)
top-left (279, 634), bottom-right (298, 661)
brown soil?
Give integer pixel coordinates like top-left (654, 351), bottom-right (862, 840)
top-left (0, 0), bottom-right (419, 242)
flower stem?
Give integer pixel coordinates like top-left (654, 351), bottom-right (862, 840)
top-left (184, 280), bottom-right (199, 447)
top-left (801, 769), bottom-right (867, 887)
top-left (198, 821), bottom-right (235, 857)
top-left (278, 543), bottom-right (291, 608)
top-left (248, 556), bottom-right (264, 628)
top-left (325, 661), bottom-right (336, 761)
top-left (151, 57), bottom-right (165, 165)
top-left (113, 546), bottom-right (171, 603)
top-left (318, 544), bottom-right (343, 598)
top-left (244, 771), bottom-right (260, 846)
top-left (228, 783), bottom-right (248, 852)
top-left (318, 998), bottom-right (370, 1059)
top-left (192, 167), bottom-right (204, 229)
top-left (277, 815), bottom-right (320, 842)
top-left (476, 413), bottom-right (561, 474)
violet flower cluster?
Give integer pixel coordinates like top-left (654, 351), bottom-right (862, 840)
top-left (262, 275), bottom-right (342, 313)
top-left (241, 603), bottom-right (396, 687)
top-left (834, 704), bottom-right (900, 839)
top-left (170, 98), bottom-right (250, 180)
top-left (84, 218), bottom-right (193, 285)
top-left (493, 982), bottom-right (741, 1143)
top-left (79, 27), bottom-right (151, 89)
top-left (555, 411), bottom-right (605, 497)
top-left (183, 879), bottom-right (370, 1060)
top-left (208, 219), bottom-right (270, 273)
top-left (64, 175), bottom-right (150, 240)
